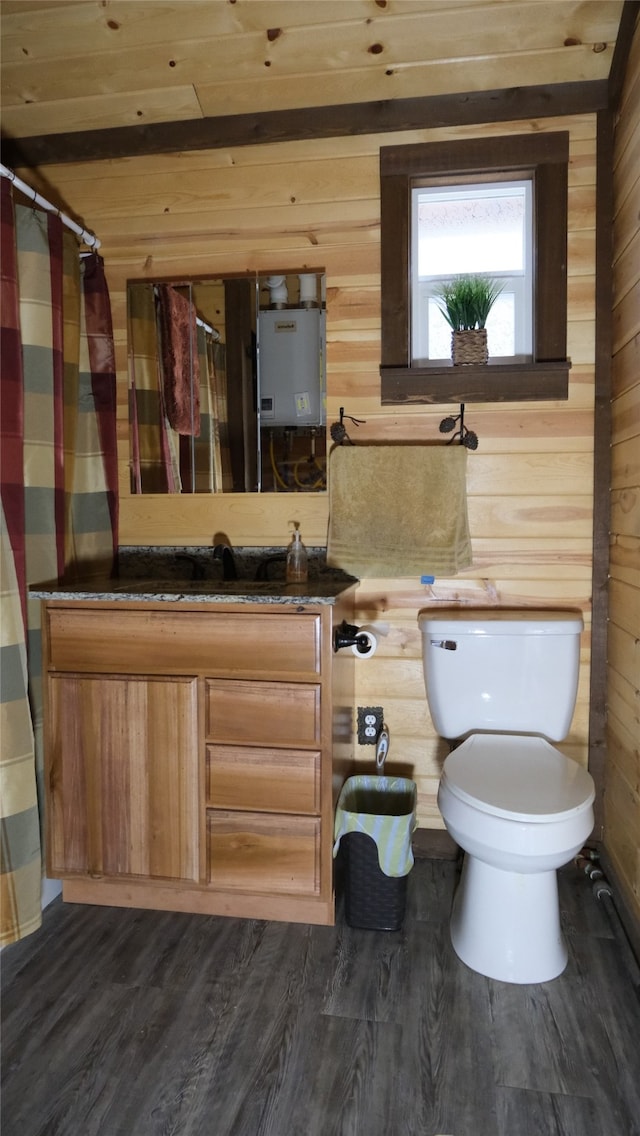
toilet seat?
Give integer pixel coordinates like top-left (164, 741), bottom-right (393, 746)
top-left (442, 733), bottom-right (595, 823)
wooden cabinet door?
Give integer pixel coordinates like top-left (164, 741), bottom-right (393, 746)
top-left (47, 674), bottom-right (200, 882)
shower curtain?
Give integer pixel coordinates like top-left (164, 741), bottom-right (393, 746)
top-left (0, 178), bottom-right (118, 945)
top-left (128, 281), bottom-right (182, 492)
top-left (193, 323), bottom-right (221, 492)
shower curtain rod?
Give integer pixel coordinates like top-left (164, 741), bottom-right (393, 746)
top-left (0, 163), bottom-right (101, 250)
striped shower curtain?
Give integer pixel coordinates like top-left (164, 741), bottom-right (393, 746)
top-left (193, 323), bottom-right (224, 492)
top-left (0, 179), bottom-right (117, 945)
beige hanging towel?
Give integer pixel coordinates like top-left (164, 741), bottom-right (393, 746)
top-left (327, 444), bottom-right (472, 577)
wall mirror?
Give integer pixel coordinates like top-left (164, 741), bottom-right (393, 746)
top-left (127, 270), bottom-right (326, 493)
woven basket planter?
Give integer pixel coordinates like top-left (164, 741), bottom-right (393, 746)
top-left (452, 328), bottom-right (488, 365)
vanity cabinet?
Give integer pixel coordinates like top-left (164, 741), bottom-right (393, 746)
top-left (42, 591), bottom-right (355, 925)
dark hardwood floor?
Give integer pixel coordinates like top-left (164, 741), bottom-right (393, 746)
top-left (2, 856), bottom-right (640, 1136)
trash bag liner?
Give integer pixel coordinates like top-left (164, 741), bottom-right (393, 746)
top-left (333, 774), bottom-right (417, 878)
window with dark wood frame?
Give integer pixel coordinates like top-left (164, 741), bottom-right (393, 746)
top-left (379, 132), bottom-right (571, 404)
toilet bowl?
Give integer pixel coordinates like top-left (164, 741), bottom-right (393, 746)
top-left (418, 610), bottom-right (596, 984)
top-left (438, 733), bottom-right (594, 982)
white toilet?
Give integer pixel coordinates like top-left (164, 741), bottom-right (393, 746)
top-left (418, 609), bottom-right (595, 984)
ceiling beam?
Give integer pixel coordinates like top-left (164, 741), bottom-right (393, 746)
top-left (608, 0), bottom-right (640, 110)
top-left (1, 80), bottom-right (609, 169)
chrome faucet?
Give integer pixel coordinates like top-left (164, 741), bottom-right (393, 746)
top-left (212, 542), bottom-right (238, 581)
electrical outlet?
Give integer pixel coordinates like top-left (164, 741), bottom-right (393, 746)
top-left (357, 706), bottom-right (384, 745)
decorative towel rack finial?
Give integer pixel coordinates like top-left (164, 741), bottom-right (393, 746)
top-left (439, 403), bottom-right (479, 449)
top-left (330, 407), bottom-right (366, 446)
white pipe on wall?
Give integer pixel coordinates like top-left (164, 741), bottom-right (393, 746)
top-left (0, 163), bottom-right (101, 249)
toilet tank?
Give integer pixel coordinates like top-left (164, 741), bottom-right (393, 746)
top-left (418, 610), bottom-right (583, 741)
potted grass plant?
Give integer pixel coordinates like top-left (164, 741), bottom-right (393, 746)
top-left (434, 274), bottom-right (503, 365)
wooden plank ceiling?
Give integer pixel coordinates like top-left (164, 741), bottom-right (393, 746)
top-left (0, 0), bottom-right (626, 163)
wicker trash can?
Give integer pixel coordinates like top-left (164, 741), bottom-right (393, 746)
top-left (333, 775), bottom-right (417, 931)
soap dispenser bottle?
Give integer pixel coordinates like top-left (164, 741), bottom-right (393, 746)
top-left (286, 522), bottom-right (308, 583)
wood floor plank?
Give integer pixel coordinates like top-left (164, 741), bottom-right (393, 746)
top-left (410, 855), bottom-right (460, 923)
top-left (111, 977), bottom-right (240, 1135)
top-left (321, 921), bottom-right (410, 1023)
top-left (489, 978), bottom-right (593, 1095)
top-left (3, 980), bottom-right (168, 1136)
top-left (565, 934), bottom-right (640, 1135)
top-left (489, 936), bottom-right (640, 1133)
top-left (496, 1086), bottom-right (624, 1136)
top-left (414, 922), bottom-right (499, 1136)
top-left (227, 1016), bottom-right (405, 1136)
top-left (2, 858), bottom-right (639, 1136)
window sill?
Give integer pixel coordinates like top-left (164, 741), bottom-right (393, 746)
top-left (380, 360), bottom-right (571, 405)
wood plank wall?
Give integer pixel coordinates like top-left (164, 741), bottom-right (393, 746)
top-left (606, 21), bottom-right (640, 921)
top-left (29, 112), bottom-right (597, 829)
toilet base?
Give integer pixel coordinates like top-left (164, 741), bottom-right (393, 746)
top-left (450, 854), bottom-right (568, 983)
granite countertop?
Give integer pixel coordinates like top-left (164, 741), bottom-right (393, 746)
top-left (30, 547), bottom-right (358, 606)
top-left (30, 576), bottom-right (356, 606)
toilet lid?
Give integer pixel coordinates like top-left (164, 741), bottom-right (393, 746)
top-left (441, 734), bottom-right (595, 822)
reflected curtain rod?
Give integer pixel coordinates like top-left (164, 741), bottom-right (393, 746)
top-left (0, 162), bottom-right (101, 249)
top-left (151, 282), bottom-right (220, 340)
top-left (196, 315), bottom-right (220, 340)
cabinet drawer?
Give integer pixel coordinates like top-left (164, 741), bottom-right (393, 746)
top-left (206, 680), bottom-right (320, 746)
top-left (46, 607), bottom-right (320, 675)
top-left (207, 811), bottom-right (320, 894)
top-left (207, 745), bottom-right (321, 814)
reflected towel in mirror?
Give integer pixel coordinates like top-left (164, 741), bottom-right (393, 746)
top-left (157, 284), bottom-right (201, 436)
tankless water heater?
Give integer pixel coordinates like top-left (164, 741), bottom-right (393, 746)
top-left (258, 307), bottom-right (325, 428)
